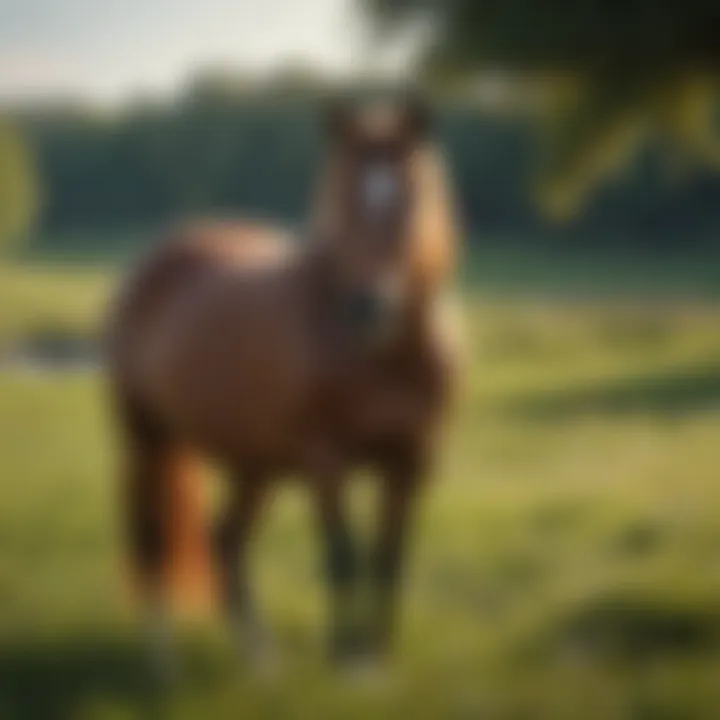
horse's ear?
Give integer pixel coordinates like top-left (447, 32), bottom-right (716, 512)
top-left (403, 95), bottom-right (433, 141)
top-left (325, 99), bottom-right (354, 144)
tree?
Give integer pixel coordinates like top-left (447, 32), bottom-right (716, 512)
top-left (0, 121), bottom-right (40, 253)
top-left (362, 0), bottom-right (720, 217)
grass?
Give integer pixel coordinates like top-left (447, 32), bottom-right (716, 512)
top-left (1, 260), bottom-right (720, 718)
top-left (460, 243), bottom-right (720, 298)
top-left (0, 264), bottom-right (111, 346)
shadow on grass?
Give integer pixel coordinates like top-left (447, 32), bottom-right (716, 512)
top-left (554, 594), bottom-right (720, 661)
top-left (0, 634), bottom-right (223, 719)
top-left (502, 361), bottom-right (720, 419)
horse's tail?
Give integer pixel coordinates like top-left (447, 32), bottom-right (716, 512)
top-left (121, 408), bottom-right (216, 614)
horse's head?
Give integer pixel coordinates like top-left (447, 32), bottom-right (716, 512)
top-left (313, 98), bottom-right (457, 347)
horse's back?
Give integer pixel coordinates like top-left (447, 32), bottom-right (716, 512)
top-left (107, 220), bottom-right (294, 404)
top-left (107, 220), bottom-right (321, 461)
top-left (115, 220), bottom-right (288, 316)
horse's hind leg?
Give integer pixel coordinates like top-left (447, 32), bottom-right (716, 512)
top-left (215, 470), bottom-right (274, 669)
top-left (120, 427), bottom-right (176, 680)
top-left (119, 401), bottom-right (213, 680)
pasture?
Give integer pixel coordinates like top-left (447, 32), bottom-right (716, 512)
top-left (1, 257), bottom-right (720, 718)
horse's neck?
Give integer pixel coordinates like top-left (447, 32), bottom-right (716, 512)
top-left (298, 239), bottom-right (335, 302)
top-left (296, 240), bottom-right (347, 345)
top-left (401, 288), bottom-right (448, 353)
top-left (297, 235), bottom-right (448, 366)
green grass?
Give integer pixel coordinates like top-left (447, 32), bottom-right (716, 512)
top-left (461, 243), bottom-right (720, 298)
top-left (0, 264), bottom-right (112, 346)
top-left (1, 262), bottom-right (720, 718)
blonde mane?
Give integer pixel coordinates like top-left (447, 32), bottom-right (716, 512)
top-left (409, 145), bottom-right (459, 292)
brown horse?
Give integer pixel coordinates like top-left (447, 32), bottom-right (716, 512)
top-left (107, 99), bottom-right (459, 672)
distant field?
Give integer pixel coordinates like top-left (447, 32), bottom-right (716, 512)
top-left (0, 264), bottom-right (111, 345)
top-left (21, 226), bottom-right (720, 295)
top-left (1, 258), bottom-right (720, 717)
top-left (4, 230), bottom-right (720, 345)
top-left (462, 244), bottom-right (720, 299)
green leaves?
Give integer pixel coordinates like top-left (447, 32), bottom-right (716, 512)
top-left (361, 0), bottom-right (720, 217)
top-left (0, 122), bottom-right (40, 254)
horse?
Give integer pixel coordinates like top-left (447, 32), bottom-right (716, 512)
top-left (107, 98), bottom-right (460, 673)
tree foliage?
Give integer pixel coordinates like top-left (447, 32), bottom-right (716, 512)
top-left (365, 0), bottom-right (720, 72)
top-left (363, 0), bottom-right (720, 216)
top-left (0, 121), bottom-right (39, 252)
top-left (15, 81), bottom-right (720, 255)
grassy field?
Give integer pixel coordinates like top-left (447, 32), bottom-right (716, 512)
top-left (1, 260), bottom-right (720, 718)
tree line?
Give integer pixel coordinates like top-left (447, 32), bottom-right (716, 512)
top-left (6, 78), bottom-right (720, 254)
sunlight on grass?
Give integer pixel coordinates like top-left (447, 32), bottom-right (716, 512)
top-left (0, 263), bottom-right (719, 717)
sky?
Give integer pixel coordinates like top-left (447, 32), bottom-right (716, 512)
top-left (0, 0), bottom-right (384, 103)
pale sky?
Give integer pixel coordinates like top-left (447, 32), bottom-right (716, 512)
top-left (0, 0), bottom-right (390, 103)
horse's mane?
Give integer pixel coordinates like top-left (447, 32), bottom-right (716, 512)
top-left (409, 145), bottom-right (459, 290)
top-left (310, 143), bottom-right (459, 291)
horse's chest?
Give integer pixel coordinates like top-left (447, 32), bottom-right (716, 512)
top-left (338, 354), bottom-right (447, 447)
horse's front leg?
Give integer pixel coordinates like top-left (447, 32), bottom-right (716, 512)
top-left (370, 448), bottom-right (426, 658)
top-left (310, 456), bottom-right (362, 664)
top-left (215, 471), bottom-right (274, 669)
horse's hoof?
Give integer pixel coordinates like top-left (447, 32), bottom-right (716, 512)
top-left (147, 640), bottom-right (180, 689)
top-left (249, 649), bottom-right (282, 683)
top-left (329, 629), bottom-right (366, 665)
top-left (337, 653), bottom-right (390, 690)
top-left (150, 653), bottom-right (180, 691)
top-left (238, 638), bottom-right (282, 683)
